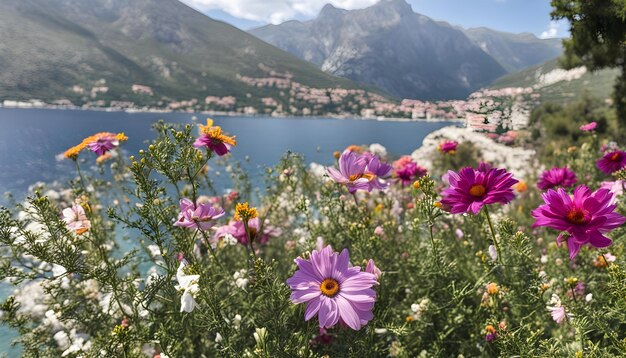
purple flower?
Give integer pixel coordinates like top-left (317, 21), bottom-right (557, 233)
top-left (286, 245), bottom-right (378, 330)
top-left (579, 121), bottom-right (597, 131)
top-left (365, 259), bottom-right (382, 280)
top-left (537, 167), bottom-right (578, 191)
top-left (597, 150), bottom-right (626, 174)
top-left (531, 186), bottom-right (626, 259)
top-left (440, 165), bottom-right (518, 215)
top-left (485, 333), bottom-right (497, 342)
top-left (214, 217), bottom-right (281, 245)
top-left (193, 119), bottom-right (237, 156)
top-left (87, 133), bottom-right (119, 156)
top-left (360, 152), bottom-right (392, 190)
top-left (173, 198), bottom-right (225, 231)
top-left (326, 150), bottom-right (371, 193)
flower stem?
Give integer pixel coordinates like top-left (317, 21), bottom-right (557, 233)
top-left (483, 206), bottom-right (503, 266)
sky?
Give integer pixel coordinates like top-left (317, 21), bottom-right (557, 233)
top-left (179, 0), bottom-right (569, 38)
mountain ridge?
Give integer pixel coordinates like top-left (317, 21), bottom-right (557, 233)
top-left (0, 0), bottom-right (373, 109)
top-left (250, 0), bottom-right (563, 100)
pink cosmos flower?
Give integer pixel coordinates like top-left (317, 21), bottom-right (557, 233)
top-left (392, 156), bottom-right (427, 186)
top-left (597, 150), bottom-right (626, 174)
top-left (438, 140), bottom-right (458, 154)
top-left (601, 180), bottom-right (625, 204)
top-left (440, 164), bottom-right (518, 214)
top-left (537, 167), bottom-right (578, 191)
top-left (579, 121), bottom-right (597, 131)
top-left (547, 305), bottom-right (569, 324)
top-left (62, 204), bottom-right (90, 234)
top-left (365, 259), bottom-right (382, 280)
top-left (286, 245), bottom-right (378, 330)
top-left (213, 217), bottom-right (281, 245)
top-left (87, 133), bottom-right (119, 156)
top-left (360, 152), bottom-right (392, 190)
top-left (326, 150), bottom-right (371, 193)
top-left (173, 198), bottom-right (225, 231)
top-left (531, 186), bottom-right (626, 259)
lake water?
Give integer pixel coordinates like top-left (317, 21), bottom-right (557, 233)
top-left (0, 108), bottom-right (456, 355)
top-left (0, 108), bottom-right (457, 202)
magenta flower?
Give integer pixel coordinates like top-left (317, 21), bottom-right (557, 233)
top-left (392, 156), bottom-right (427, 186)
top-left (440, 165), bottom-right (518, 214)
top-left (214, 217), bottom-right (281, 245)
top-left (286, 245), bottom-right (378, 330)
top-left (579, 121), bottom-right (597, 131)
top-left (597, 150), bottom-right (626, 174)
top-left (537, 167), bottom-right (578, 191)
top-left (365, 259), bottom-right (382, 280)
top-left (326, 150), bottom-right (371, 193)
top-left (531, 186), bottom-right (626, 259)
top-left (173, 198), bottom-right (225, 231)
top-left (87, 134), bottom-right (119, 156)
top-left (438, 140), bottom-right (458, 154)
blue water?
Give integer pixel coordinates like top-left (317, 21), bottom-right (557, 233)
top-left (0, 108), bottom-right (456, 201)
top-left (0, 108), bottom-right (456, 355)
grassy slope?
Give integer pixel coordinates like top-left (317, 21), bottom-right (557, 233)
top-left (491, 58), bottom-right (619, 103)
top-left (0, 0), bottom-right (368, 104)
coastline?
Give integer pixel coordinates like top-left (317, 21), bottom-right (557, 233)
top-left (0, 104), bottom-right (465, 123)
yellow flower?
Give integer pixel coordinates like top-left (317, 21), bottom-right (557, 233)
top-left (199, 118), bottom-right (236, 146)
top-left (412, 181), bottom-right (420, 189)
top-left (234, 202), bottom-right (258, 221)
top-left (433, 201), bottom-right (443, 208)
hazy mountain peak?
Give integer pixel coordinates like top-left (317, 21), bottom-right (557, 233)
top-left (318, 3), bottom-right (346, 17)
top-left (250, 0), bottom-right (507, 100)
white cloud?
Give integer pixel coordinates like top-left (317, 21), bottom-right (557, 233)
top-left (540, 21), bottom-right (559, 39)
top-left (180, 0), bottom-right (380, 24)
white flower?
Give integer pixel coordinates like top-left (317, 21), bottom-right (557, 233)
top-left (585, 293), bottom-right (593, 302)
top-left (374, 328), bottom-right (388, 334)
top-left (488, 245), bottom-right (497, 261)
top-left (368, 143), bottom-right (387, 157)
top-left (215, 333), bottom-right (223, 343)
top-left (175, 262), bottom-right (200, 313)
top-left (233, 269), bottom-right (249, 290)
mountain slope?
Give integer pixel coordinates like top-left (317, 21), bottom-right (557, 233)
top-left (0, 0), bottom-right (363, 105)
top-left (491, 58), bottom-right (619, 103)
top-left (250, 0), bottom-right (507, 100)
top-left (464, 28), bottom-right (562, 72)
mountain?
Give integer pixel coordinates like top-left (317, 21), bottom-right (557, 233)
top-left (463, 28), bottom-right (562, 72)
top-left (0, 0), bottom-right (364, 107)
top-left (491, 58), bottom-right (619, 103)
top-left (250, 0), bottom-right (507, 100)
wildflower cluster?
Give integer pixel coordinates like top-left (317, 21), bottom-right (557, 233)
top-left (0, 118), bottom-right (625, 357)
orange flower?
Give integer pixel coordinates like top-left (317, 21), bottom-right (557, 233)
top-left (486, 282), bottom-right (499, 295)
top-left (514, 180), bottom-right (528, 193)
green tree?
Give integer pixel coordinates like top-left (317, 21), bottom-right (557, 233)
top-left (551, 0), bottom-right (626, 130)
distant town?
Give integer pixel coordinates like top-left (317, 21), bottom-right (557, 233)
top-left (1, 70), bottom-right (538, 139)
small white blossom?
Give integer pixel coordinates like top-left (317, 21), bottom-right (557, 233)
top-left (175, 262), bottom-right (200, 313)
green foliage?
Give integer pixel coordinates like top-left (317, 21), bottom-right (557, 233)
top-left (551, 0), bottom-right (626, 126)
top-left (0, 121), bottom-right (625, 357)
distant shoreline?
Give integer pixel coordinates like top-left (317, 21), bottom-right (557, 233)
top-left (0, 104), bottom-right (466, 124)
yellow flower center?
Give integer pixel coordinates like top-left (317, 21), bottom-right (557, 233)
top-left (469, 184), bottom-right (486, 197)
top-left (348, 172), bottom-right (374, 182)
top-left (320, 278), bottom-right (340, 297)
